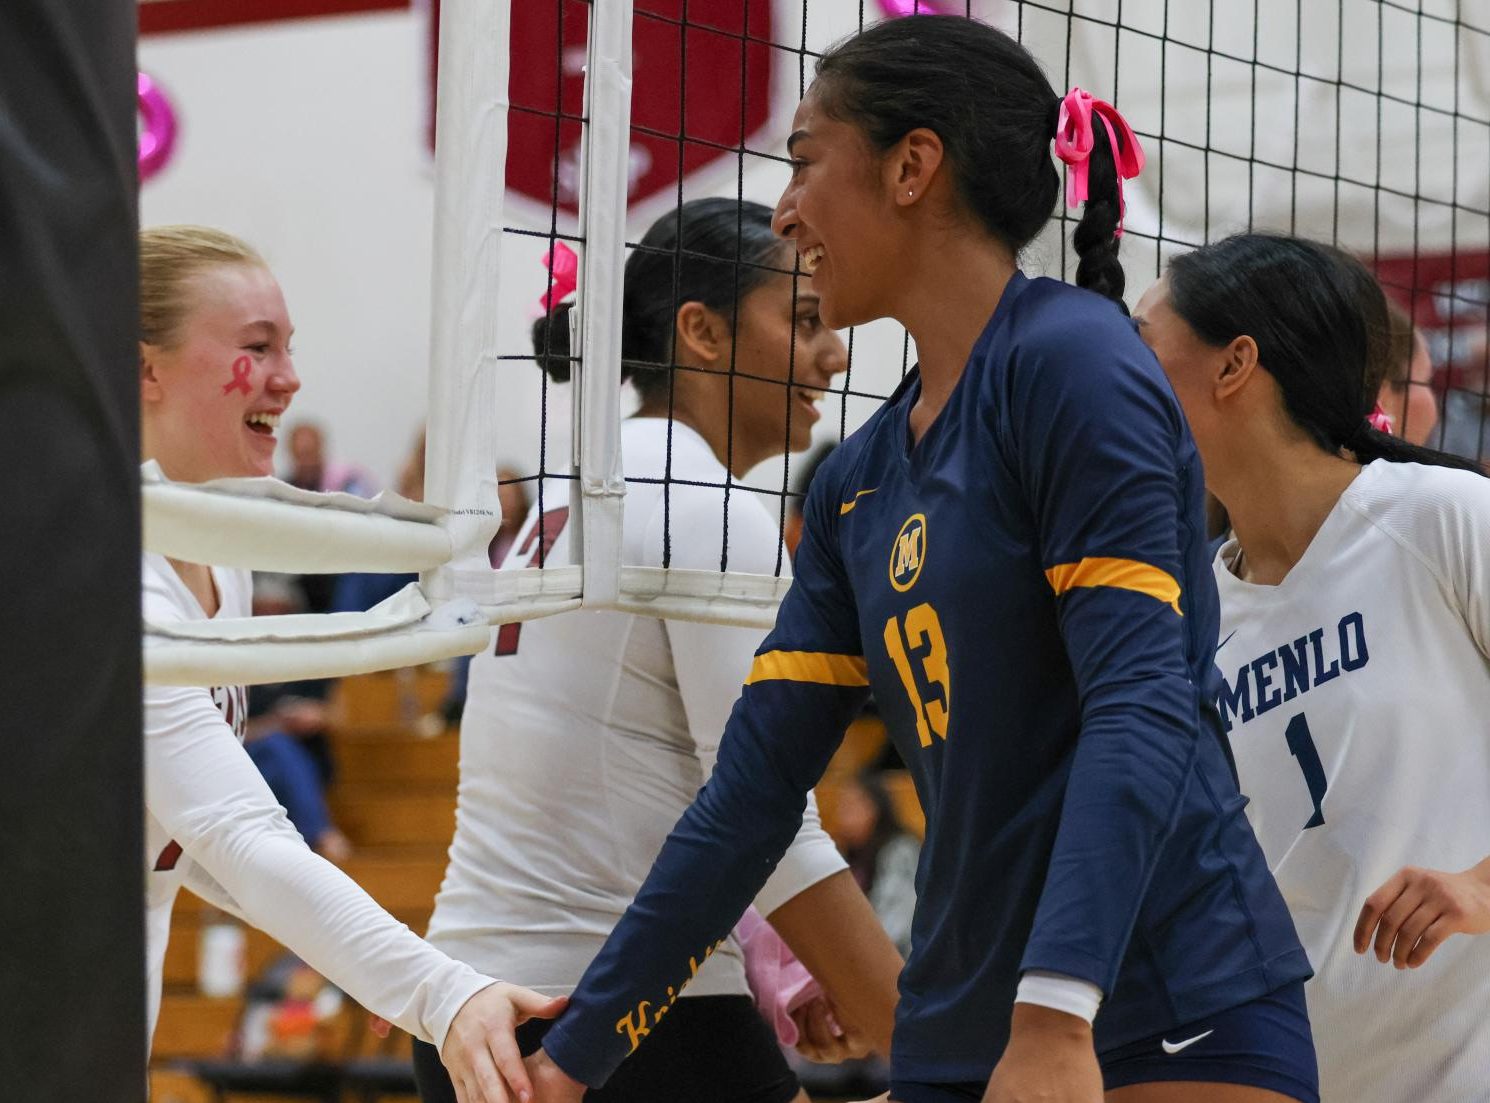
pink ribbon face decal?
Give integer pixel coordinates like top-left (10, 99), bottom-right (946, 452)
top-left (1054, 87), bottom-right (1146, 236)
top-left (138, 72), bottom-right (178, 183)
top-left (222, 356), bottom-right (253, 397)
top-left (539, 241), bottom-right (579, 313)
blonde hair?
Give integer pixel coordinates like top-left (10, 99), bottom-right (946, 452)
top-left (139, 225), bottom-right (265, 348)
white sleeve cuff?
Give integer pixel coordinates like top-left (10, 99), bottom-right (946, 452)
top-left (1014, 970), bottom-right (1103, 1024)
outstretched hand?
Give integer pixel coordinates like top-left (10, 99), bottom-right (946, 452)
top-left (523, 1047), bottom-right (587, 1103)
top-left (1355, 859), bottom-right (1490, 969)
top-left (441, 983), bottom-right (568, 1103)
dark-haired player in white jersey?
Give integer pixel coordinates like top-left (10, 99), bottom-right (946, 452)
top-left (414, 198), bottom-right (904, 1103)
top-left (1136, 232), bottom-right (1490, 1102)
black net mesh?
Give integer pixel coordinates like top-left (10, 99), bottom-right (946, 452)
top-left (498, 0), bottom-right (1490, 581)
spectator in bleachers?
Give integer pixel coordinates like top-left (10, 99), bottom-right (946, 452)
top-left (1374, 298), bottom-right (1439, 447)
top-left (284, 419), bottom-right (376, 497)
top-left (245, 573), bottom-right (350, 862)
top-left (1438, 327), bottom-right (1490, 467)
top-left (283, 420), bottom-right (377, 614)
top-left (783, 442), bottom-right (835, 560)
top-left (834, 770), bottom-right (919, 961)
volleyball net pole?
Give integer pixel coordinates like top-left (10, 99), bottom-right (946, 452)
top-left (573, 0), bottom-right (635, 609)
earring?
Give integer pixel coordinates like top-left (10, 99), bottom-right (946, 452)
top-left (907, 190), bottom-right (915, 197)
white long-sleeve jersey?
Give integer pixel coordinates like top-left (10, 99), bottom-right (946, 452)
top-left (142, 553), bottom-right (492, 1052)
top-left (1214, 461), bottom-right (1490, 1102)
top-left (425, 419), bottom-right (848, 997)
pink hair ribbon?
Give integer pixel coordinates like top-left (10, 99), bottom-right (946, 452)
top-left (1054, 87), bottom-right (1145, 237)
top-left (1367, 402), bottom-right (1395, 435)
top-left (538, 241), bottom-right (578, 313)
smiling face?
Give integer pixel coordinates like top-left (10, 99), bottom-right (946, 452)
top-left (772, 87), bottom-right (906, 330)
top-left (723, 265), bottom-right (848, 460)
top-left (141, 262), bottom-right (300, 482)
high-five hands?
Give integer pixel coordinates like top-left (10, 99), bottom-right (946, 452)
top-left (441, 983), bottom-right (568, 1103)
top-left (791, 992), bottom-right (875, 1063)
top-left (1355, 858), bottom-right (1490, 969)
top-left (980, 1003), bottom-right (1103, 1103)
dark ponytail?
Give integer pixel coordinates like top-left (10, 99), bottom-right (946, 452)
top-left (531, 198), bottom-right (786, 402)
top-left (1167, 233), bottom-right (1485, 475)
top-left (812, 15), bottom-right (1128, 308)
top-left (1070, 118), bottom-right (1126, 307)
top-left (531, 300), bottom-right (576, 383)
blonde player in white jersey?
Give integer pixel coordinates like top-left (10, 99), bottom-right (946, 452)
top-left (139, 226), bottom-right (560, 1103)
top-left (1135, 232), bottom-right (1490, 1103)
top-left (417, 199), bottom-right (904, 1103)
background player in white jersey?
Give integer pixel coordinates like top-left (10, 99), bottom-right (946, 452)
top-left (1134, 232), bottom-right (1490, 1102)
top-left (415, 198), bottom-right (904, 1103)
top-left (139, 226), bottom-right (561, 1103)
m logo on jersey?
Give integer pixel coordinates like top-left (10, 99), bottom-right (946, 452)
top-left (889, 513), bottom-right (927, 592)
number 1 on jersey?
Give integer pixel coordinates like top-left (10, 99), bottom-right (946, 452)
top-left (1284, 711), bottom-right (1327, 829)
top-left (884, 602), bottom-right (951, 747)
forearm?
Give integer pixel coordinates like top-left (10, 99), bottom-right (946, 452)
top-left (767, 868), bottom-right (902, 1054)
top-left (186, 811), bottom-right (491, 1048)
top-left (542, 764), bottom-right (811, 1085)
top-left (1019, 671), bottom-right (1197, 989)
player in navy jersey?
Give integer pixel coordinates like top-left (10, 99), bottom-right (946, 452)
top-left (525, 17), bottom-right (1314, 1103)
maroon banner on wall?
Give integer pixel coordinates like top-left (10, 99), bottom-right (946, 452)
top-left (139, 0), bottom-right (411, 36)
top-left (429, 0), bottom-right (777, 218)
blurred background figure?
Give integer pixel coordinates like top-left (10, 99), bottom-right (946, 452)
top-left (832, 770), bottom-right (919, 962)
top-left (1439, 328), bottom-right (1490, 469)
top-left (489, 467), bottom-right (532, 567)
top-left (1376, 299), bottom-right (1440, 447)
top-left (282, 421), bottom-right (378, 615)
top-left (783, 443), bottom-right (836, 561)
top-left (245, 573), bottom-right (349, 862)
top-left (284, 420), bottom-right (377, 496)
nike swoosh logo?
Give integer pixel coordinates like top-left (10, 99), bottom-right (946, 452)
top-left (839, 488), bottom-right (878, 515)
top-left (1161, 1029), bottom-right (1214, 1055)
top-left (1216, 629), bottom-right (1238, 652)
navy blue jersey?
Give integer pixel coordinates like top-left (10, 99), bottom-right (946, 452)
top-left (542, 273), bottom-right (1309, 1087)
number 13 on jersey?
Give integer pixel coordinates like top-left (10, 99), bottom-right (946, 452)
top-left (884, 603), bottom-right (951, 747)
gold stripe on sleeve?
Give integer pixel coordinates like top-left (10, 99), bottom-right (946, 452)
top-left (745, 651), bottom-right (870, 687)
top-left (1045, 556), bottom-right (1184, 616)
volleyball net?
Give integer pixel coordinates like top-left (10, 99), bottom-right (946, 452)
top-left (145, 0), bottom-right (1490, 683)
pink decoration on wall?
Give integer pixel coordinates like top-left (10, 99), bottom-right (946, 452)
top-left (138, 72), bottom-right (178, 182)
top-left (223, 356), bottom-right (253, 396)
top-left (877, 0), bottom-right (948, 16)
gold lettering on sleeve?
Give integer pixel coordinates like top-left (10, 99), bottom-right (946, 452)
top-left (614, 939), bottom-right (726, 1056)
